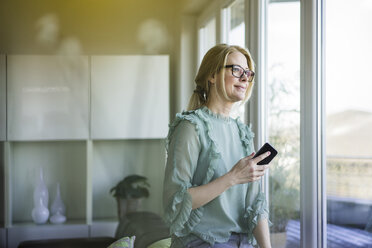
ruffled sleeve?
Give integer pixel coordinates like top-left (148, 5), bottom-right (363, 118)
top-left (244, 183), bottom-right (270, 246)
top-left (163, 116), bottom-right (201, 236)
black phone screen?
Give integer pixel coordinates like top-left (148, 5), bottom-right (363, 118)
top-left (253, 142), bottom-right (278, 165)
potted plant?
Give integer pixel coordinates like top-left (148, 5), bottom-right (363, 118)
top-left (269, 166), bottom-right (300, 248)
top-left (110, 174), bottom-right (150, 220)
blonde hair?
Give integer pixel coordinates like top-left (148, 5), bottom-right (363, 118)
top-left (187, 44), bottom-right (255, 111)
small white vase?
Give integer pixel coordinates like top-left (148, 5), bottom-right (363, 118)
top-left (32, 197), bottom-right (49, 224)
top-left (50, 212), bottom-right (66, 224)
top-left (51, 183), bottom-right (65, 216)
top-left (32, 168), bottom-right (49, 224)
top-left (50, 183), bottom-right (66, 224)
top-left (34, 167), bottom-right (49, 208)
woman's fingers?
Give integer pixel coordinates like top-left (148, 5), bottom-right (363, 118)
top-left (252, 151), bottom-right (271, 164)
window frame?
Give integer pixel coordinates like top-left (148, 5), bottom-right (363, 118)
top-left (246, 0), bottom-right (325, 246)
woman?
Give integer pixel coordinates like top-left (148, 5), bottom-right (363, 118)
top-left (163, 44), bottom-right (272, 248)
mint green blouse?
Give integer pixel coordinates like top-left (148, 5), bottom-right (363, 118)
top-left (163, 106), bottom-right (269, 247)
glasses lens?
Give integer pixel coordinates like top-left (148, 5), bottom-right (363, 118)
top-left (232, 66), bottom-right (243, 78)
top-left (229, 65), bottom-right (255, 81)
top-left (247, 71), bottom-right (255, 82)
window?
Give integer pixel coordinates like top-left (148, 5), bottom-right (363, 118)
top-left (198, 18), bottom-right (216, 65)
top-left (325, 0), bottom-right (372, 246)
top-left (224, 0), bottom-right (245, 48)
top-left (223, 0), bottom-right (246, 120)
top-left (266, 1), bottom-right (301, 247)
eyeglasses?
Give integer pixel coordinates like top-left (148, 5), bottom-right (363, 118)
top-left (225, 64), bottom-right (255, 82)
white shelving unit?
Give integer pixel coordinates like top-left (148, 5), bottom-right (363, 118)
top-left (0, 55), bottom-right (169, 248)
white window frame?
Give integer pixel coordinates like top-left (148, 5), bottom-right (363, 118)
top-left (247, 0), bottom-right (325, 247)
top-left (196, 0), bottom-right (234, 64)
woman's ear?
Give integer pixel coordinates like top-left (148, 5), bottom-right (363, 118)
top-left (208, 73), bottom-right (216, 85)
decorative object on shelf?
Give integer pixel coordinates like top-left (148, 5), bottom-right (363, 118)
top-left (110, 175), bottom-right (150, 220)
top-left (31, 167), bottom-right (49, 224)
top-left (50, 182), bottom-right (66, 224)
top-left (32, 197), bottom-right (50, 224)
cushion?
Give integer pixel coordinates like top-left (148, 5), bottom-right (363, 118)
top-left (147, 238), bottom-right (171, 248)
top-left (107, 236), bottom-right (135, 248)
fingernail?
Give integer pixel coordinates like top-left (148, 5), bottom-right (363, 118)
top-left (267, 151), bottom-right (271, 155)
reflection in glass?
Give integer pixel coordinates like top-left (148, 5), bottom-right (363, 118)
top-left (267, 2), bottom-right (300, 247)
top-left (198, 18), bottom-right (216, 65)
top-left (326, 0), bottom-right (372, 247)
top-left (225, 0), bottom-right (246, 120)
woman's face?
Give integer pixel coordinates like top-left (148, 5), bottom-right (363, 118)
top-left (213, 51), bottom-right (250, 103)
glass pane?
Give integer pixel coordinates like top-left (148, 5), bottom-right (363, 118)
top-left (198, 18), bottom-right (216, 65)
top-left (226, 0), bottom-right (246, 120)
top-left (326, 0), bottom-right (372, 247)
top-left (267, 2), bottom-right (301, 247)
top-left (227, 0), bottom-right (245, 48)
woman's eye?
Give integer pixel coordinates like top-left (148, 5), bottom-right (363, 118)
top-left (232, 67), bottom-right (240, 72)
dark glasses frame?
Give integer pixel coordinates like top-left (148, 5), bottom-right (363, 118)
top-left (225, 64), bottom-right (255, 82)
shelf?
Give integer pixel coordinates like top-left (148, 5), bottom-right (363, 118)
top-left (91, 139), bottom-right (166, 220)
top-left (11, 219), bottom-right (87, 227)
top-left (10, 141), bottom-right (87, 224)
top-left (7, 223), bottom-right (89, 248)
top-left (91, 219), bottom-right (118, 237)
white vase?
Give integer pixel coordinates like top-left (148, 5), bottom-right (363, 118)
top-left (50, 182), bottom-right (66, 224)
top-left (32, 197), bottom-right (49, 224)
top-left (34, 167), bottom-right (49, 208)
top-left (50, 212), bottom-right (66, 224)
top-left (51, 183), bottom-right (65, 216)
top-left (32, 167), bottom-right (49, 224)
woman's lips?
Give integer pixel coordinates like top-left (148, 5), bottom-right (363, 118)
top-left (235, 85), bottom-right (247, 91)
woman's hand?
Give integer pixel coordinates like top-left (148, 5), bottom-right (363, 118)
top-left (188, 151), bottom-right (271, 209)
top-left (227, 152), bottom-right (271, 186)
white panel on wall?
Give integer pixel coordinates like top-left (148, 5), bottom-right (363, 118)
top-left (7, 55), bottom-right (89, 140)
top-left (0, 55), bottom-right (6, 141)
top-left (91, 55), bottom-right (169, 139)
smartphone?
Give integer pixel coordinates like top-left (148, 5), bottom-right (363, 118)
top-left (253, 142), bottom-right (278, 165)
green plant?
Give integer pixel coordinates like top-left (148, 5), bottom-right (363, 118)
top-left (110, 175), bottom-right (150, 199)
top-left (270, 178), bottom-right (300, 232)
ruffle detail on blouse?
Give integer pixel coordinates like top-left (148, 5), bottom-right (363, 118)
top-left (164, 185), bottom-right (194, 235)
top-left (244, 192), bottom-right (270, 246)
top-left (194, 108), bottom-right (222, 185)
top-left (166, 111), bottom-right (199, 153)
top-left (200, 106), bottom-right (232, 122)
top-left (235, 119), bottom-right (255, 156)
top-left (171, 108), bottom-right (222, 237)
top-left (164, 108), bottom-right (222, 237)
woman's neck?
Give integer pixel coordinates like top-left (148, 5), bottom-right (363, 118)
top-left (206, 100), bottom-right (233, 117)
